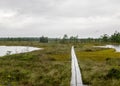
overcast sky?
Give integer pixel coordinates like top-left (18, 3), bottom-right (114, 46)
top-left (0, 0), bottom-right (120, 38)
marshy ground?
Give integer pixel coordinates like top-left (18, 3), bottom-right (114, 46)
top-left (0, 41), bottom-right (120, 86)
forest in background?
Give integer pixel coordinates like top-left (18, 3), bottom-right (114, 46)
top-left (0, 31), bottom-right (120, 44)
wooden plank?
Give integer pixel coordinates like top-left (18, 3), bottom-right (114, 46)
top-left (71, 46), bottom-right (83, 86)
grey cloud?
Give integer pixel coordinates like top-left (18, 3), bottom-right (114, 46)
top-left (0, 0), bottom-right (120, 38)
top-left (0, 0), bottom-right (119, 17)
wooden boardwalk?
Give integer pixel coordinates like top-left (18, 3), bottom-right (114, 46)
top-left (71, 46), bottom-right (83, 86)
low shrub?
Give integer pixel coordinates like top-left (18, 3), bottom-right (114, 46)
top-left (105, 68), bottom-right (120, 79)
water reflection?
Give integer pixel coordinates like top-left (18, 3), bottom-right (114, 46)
top-left (95, 45), bottom-right (120, 52)
top-left (0, 46), bottom-right (41, 56)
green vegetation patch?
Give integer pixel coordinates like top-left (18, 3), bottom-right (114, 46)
top-left (75, 43), bottom-right (120, 86)
top-left (0, 41), bottom-right (71, 86)
top-left (0, 41), bottom-right (120, 86)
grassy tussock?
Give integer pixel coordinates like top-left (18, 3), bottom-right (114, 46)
top-left (75, 44), bottom-right (120, 86)
top-left (0, 41), bottom-right (71, 86)
top-left (0, 42), bottom-right (120, 86)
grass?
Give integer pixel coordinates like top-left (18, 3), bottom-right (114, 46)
top-left (75, 43), bottom-right (120, 86)
top-left (0, 41), bottom-right (71, 86)
top-left (0, 41), bottom-right (120, 86)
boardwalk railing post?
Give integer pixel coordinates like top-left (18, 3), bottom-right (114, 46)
top-left (71, 46), bottom-right (83, 86)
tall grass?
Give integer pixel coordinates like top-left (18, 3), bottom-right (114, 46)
top-left (75, 43), bottom-right (120, 86)
top-left (0, 41), bottom-right (71, 86)
top-left (0, 41), bottom-right (120, 86)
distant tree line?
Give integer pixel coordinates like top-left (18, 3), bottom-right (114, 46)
top-left (59, 34), bottom-right (102, 44)
top-left (0, 36), bottom-right (49, 43)
top-left (59, 31), bottom-right (120, 44)
top-left (0, 31), bottom-right (120, 44)
top-left (0, 37), bottom-right (39, 41)
top-left (101, 31), bottom-right (120, 43)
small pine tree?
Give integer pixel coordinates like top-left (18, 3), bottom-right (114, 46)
top-left (39, 36), bottom-right (48, 43)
